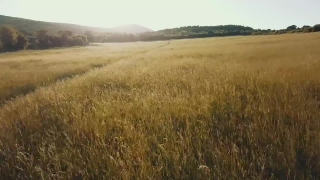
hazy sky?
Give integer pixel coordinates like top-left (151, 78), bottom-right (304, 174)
top-left (0, 0), bottom-right (319, 30)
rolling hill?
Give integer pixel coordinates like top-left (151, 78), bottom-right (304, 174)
top-left (0, 15), bottom-right (153, 35)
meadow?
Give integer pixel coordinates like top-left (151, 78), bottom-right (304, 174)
top-left (0, 33), bottom-right (320, 179)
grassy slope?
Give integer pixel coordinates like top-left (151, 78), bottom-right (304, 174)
top-left (0, 15), bottom-right (153, 34)
top-left (0, 33), bottom-right (320, 179)
top-left (0, 15), bottom-right (108, 34)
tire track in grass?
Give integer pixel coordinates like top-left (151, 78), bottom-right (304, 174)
top-left (0, 41), bottom-right (170, 108)
top-left (0, 64), bottom-right (107, 107)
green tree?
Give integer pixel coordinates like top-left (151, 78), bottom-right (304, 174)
top-left (84, 31), bottom-right (94, 42)
top-left (286, 25), bottom-right (297, 31)
top-left (67, 37), bottom-right (75, 46)
top-left (59, 32), bottom-right (69, 46)
top-left (77, 35), bottom-right (88, 43)
top-left (50, 35), bottom-right (62, 47)
top-left (35, 29), bottom-right (49, 40)
top-left (57, 30), bottom-right (64, 35)
top-left (302, 25), bottom-right (311, 29)
top-left (312, 24), bottom-right (320, 32)
top-left (0, 26), bottom-right (28, 52)
top-left (73, 37), bottom-right (85, 46)
top-left (65, 31), bottom-right (73, 36)
top-left (14, 34), bottom-right (28, 50)
top-left (0, 26), bottom-right (18, 49)
top-left (39, 34), bottom-right (53, 48)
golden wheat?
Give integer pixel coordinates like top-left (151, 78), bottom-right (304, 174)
top-left (0, 33), bottom-right (320, 179)
top-left (0, 42), bottom-right (163, 105)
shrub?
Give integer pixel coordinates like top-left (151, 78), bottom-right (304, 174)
top-left (304, 27), bottom-right (313, 33)
top-left (26, 42), bottom-right (37, 50)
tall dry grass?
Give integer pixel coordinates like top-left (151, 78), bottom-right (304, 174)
top-left (0, 42), bottom-right (162, 105)
top-left (0, 33), bottom-right (320, 179)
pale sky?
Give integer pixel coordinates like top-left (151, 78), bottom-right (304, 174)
top-left (0, 0), bottom-right (319, 30)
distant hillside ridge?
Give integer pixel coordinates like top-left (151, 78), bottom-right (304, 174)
top-left (157, 25), bottom-right (254, 35)
top-left (0, 15), bottom-right (153, 35)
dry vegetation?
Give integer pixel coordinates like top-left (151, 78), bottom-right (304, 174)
top-left (0, 42), bottom-right (162, 105)
top-left (0, 33), bottom-right (320, 179)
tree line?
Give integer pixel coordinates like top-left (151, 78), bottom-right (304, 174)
top-left (80, 24), bottom-right (320, 43)
top-left (1, 24), bottom-right (320, 53)
top-left (0, 26), bottom-right (89, 53)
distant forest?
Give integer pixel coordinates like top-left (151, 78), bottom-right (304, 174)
top-left (102, 24), bottom-right (320, 42)
top-left (78, 24), bottom-right (320, 43)
top-left (1, 17), bottom-right (320, 52)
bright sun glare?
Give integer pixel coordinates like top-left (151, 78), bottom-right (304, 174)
top-left (1, 0), bottom-right (319, 30)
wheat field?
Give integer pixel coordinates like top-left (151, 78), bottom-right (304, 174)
top-left (0, 33), bottom-right (320, 179)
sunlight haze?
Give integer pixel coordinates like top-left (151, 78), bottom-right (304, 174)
top-left (0, 0), bottom-right (319, 30)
